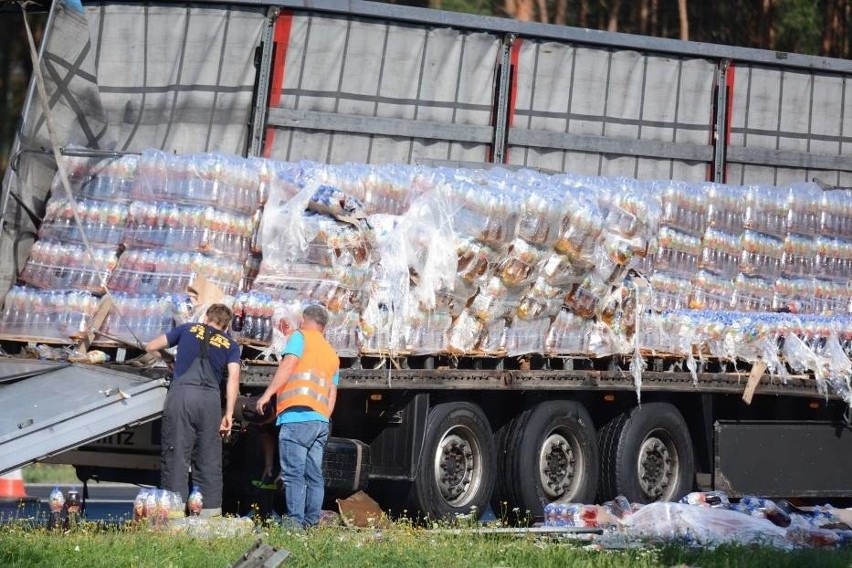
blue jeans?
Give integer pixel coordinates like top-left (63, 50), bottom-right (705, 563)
top-left (278, 420), bottom-right (329, 528)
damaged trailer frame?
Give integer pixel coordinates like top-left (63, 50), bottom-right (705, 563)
top-left (1, 0), bottom-right (851, 519)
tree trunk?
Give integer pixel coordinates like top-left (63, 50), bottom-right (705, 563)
top-left (578, 0), bottom-right (588, 27)
top-left (554, 0), bottom-right (568, 25)
top-left (607, 0), bottom-right (622, 32)
top-left (761, 0), bottom-right (774, 49)
top-left (677, 0), bottom-right (689, 40)
top-left (649, 0), bottom-right (659, 36)
top-left (428, 0), bottom-right (442, 9)
top-left (503, 0), bottom-right (516, 18)
top-left (639, 0), bottom-right (649, 35)
top-left (536, 0), bottom-right (549, 23)
top-left (513, 0), bottom-right (534, 21)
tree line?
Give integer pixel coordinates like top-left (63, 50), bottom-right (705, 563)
top-left (412, 0), bottom-right (850, 58)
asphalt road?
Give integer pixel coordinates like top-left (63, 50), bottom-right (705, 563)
top-left (1, 483), bottom-right (138, 523)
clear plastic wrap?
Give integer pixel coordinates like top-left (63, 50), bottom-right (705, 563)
top-left (653, 227), bottom-right (701, 277)
top-left (101, 293), bottom-right (177, 344)
top-left (786, 182), bottom-right (822, 236)
top-left (649, 272), bottom-right (694, 312)
top-left (782, 233), bottom-right (817, 278)
top-left (504, 317), bottom-right (551, 356)
top-left (0, 286), bottom-right (99, 340)
top-left (495, 238), bottom-right (545, 288)
top-left (815, 236), bottom-right (852, 281)
top-left (133, 150), bottom-right (260, 214)
top-left (733, 274), bottom-right (774, 312)
top-left (446, 309), bottom-right (485, 354)
top-left (706, 182), bottom-right (745, 234)
top-left (820, 189), bottom-right (852, 238)
top-left (446, 179), bottom-right (518, 247)
top-left (21, 241), bottom-right (117, 293)
top-left (658, 180), bottom-right (708, 235)
top-left (564, 275), bottom-right (612, 319)
top-left (359, 215), bottom-right (409, 353)
top-left (544, 310), bottom-right (592, 355)
top-left (739, 230), bottom-right (785, 280)
top-left (51, 152), bottom-right (138, 202)
top-left (689, 270), bottom-right (734, 311)
top-left (405, 305), bottom-right (453, 355)
top-left (469, 277), bottom-right (517, 323)
top-left (773, 277), bottom-right (815, 314)
top-left (517, 278), bottom-right (564, 321)
top-left (481, 318), bottom-right (507, 355)
top-left (699, 228), bottom-right (741, 278)
top-left (123, 201), bottom-right (254, 258)
top-left (516, 186), bottom-right (564, 247)
top-left (401, 186), bottom-right (459, 311)
top-left (744, 185), bottom-right (789, 237)
top-left (553, 193), bottom-right (603, 264)
top-left (813, 279), bottom-right (852, 315)
top-left (540, 252), bottom-right (590, 286)
top-left (40, 197), bottom-right (128, 246)
top-left (325, 310), bottom-right (361, 357)
top-left (108, 249), bottom-right (244, 296)
top-left (455, 237), bottom-right (497, 284)
top-left (622, 502), bottom-right (790, 548)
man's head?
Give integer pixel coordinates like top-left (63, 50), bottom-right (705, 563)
top-left (205, 303), bottom-right (233, 330)
top-left (301, 304), bottom-right (328, 331)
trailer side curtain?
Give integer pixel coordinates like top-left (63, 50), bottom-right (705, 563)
top-left (507, 40), bottom-right (716, 182)
top-left (728, 65), bottom-right (852, 187)
top-left (263, 11), bottom-right (500, 165)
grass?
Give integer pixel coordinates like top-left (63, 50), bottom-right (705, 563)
top-left (21, 464), bottom-right (79, 485)
top-left (0, 518), bottom-right (851, 568)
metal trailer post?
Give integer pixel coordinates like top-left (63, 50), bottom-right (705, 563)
top-left (247, 6), bottom-right (280, 158)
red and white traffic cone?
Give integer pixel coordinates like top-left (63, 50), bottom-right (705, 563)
top-left (0, 469), bottom-right (30, 502)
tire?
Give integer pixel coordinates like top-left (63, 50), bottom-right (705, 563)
top-left (496, 401), bottom-right (599, 518)
top-left (410, 402), bottom-right (496, 519)
top-left (491, 410), bottom-right (530, 516)
top-left (598, 402), bottom-right (695, 504)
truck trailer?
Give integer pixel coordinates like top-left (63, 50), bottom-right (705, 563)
top-left (1, 0), bottom-right (851, 521)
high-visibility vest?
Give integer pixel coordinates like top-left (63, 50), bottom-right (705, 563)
top-left (275, 330), bottom-right (340, 419)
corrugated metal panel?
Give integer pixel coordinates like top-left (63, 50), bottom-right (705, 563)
top-left (0, 361), bottom-right (167, 475)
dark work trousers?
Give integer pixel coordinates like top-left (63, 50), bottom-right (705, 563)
top-left (160, 383), bottom-right (223, 511)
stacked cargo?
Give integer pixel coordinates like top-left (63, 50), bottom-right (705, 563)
top-left (0, 150), bottom-right (262, 345)
top-left (1, 151), bottom-right (850, 401)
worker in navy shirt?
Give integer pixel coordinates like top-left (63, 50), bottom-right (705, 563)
top-left (146, 303), bottom-right (240, 516)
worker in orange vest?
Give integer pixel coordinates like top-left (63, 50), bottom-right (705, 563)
top-left (256, 304), bottom-right (339, 528)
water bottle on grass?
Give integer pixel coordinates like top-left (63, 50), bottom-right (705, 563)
top-left (187, 486), bottom-right (203, 516)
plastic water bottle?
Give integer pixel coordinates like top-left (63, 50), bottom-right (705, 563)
top-left (187, 485), bottom-right (203, 516)
top-left (133, 488), bottom-right (148, 521)
top-left (47, 486), bottom-right (64, 529)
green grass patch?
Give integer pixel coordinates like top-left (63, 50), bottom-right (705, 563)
top-left (21, 464), bottom-right (79, 485)
top-left (1, 520), bottom-right (851, 568)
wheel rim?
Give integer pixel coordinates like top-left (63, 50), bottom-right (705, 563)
top-left (433, 425), bottom-right (483, 507)
top-left (538, 430), bottom-right (580, 500)
top-left (637, 429), bottom-right (679, 501)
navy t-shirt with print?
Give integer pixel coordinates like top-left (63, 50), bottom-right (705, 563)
top-left (166, 323), bottom-right (241, 383)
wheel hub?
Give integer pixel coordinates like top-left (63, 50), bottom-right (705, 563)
top-left (538, 433), bottom-right (577, 500)
top-left (433, 427), bottom-right (482, 506)
top-left (637, 435), bottom-right (675, 500)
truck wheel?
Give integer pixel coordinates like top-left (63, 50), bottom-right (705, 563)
top-left (411, 402), bottom-right (496, 519)
top-left (598, 402), bottom-right (695, 504)
top-left (497, 401), bottom-right (598, 519)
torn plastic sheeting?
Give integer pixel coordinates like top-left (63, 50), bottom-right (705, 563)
top-left (621, 502), bottom-right (790, 548)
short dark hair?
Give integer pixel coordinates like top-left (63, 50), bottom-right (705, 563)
top-left (206, 303), bottom-right (233, 329)
top-left (302, 304), bottom-right (328, 328)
